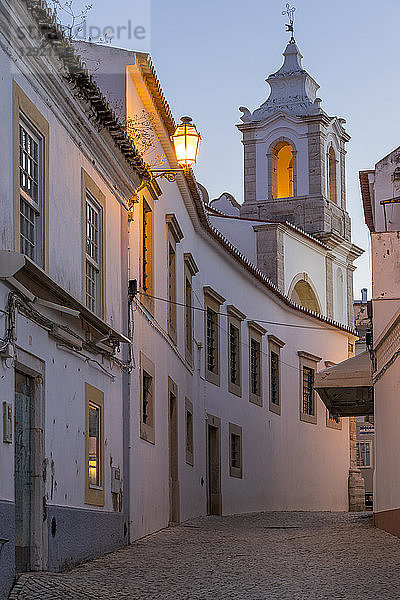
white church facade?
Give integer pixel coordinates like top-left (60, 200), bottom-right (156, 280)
top-left (0, 2), bottom-right (364, 597)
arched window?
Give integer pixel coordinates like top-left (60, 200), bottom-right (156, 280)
top-left (328, 146), bottom-right (337, 204)
top-left (291, 280), bottom-right (321, 313)
top-left (271, 141), bottom-right (294, 199)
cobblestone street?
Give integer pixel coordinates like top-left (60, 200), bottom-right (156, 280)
top-left (9, 512), bottom-right (400, 600)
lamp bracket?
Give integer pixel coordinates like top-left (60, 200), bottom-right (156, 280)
top-left (149, 168), bottom-right (186, 183)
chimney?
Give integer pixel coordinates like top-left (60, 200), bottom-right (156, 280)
top-left (361, 288), bottom-right (368, 303)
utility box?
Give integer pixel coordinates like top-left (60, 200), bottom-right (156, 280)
top-left (3, 402), bottom-right (12, 443)
top-left (111, 466), bottom-right (121, 494)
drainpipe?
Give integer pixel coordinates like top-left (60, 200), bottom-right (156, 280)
top-left (122, 209), bottom-right (131, 543)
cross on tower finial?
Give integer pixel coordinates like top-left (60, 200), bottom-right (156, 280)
top-left (282, 3), bottom-right (296, 43)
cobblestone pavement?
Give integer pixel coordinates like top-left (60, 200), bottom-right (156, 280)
top-left (9, 512), bottom-right (400, 600)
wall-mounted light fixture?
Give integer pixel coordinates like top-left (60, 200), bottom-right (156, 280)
top-left (148, 116), bottom-right (201, 183)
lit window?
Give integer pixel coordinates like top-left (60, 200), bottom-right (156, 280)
top-left (357, 442), bottom-right (371, 468)
top-left (19, 120), bottom-right (43, 265)
top-left (85, 383), bottom-right (104, 506)
top-left (88, 403), bottom-right (101, 488)
top-left (85, 193), bottom-right (102, 314)
top-left (271, 141), bottom-right (294, 199)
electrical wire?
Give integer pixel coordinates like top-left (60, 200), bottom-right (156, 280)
top-left (138, 291), bottom-right (350, 332)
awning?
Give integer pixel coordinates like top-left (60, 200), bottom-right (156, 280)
top-left (314, 351), bottom-right (374, 416)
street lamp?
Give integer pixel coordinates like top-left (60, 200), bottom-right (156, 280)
top-left (149, 116), bottom-right (201, 183)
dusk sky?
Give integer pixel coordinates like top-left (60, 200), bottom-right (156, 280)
top-left (81, 0), bottom-right (400, 298)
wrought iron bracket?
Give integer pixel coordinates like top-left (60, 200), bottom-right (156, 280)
top-left (149, 169), bottom-right (186, 183)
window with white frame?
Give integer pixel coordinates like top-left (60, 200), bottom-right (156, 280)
top-left (357, 441), bottom-right (371, 468)
top-left (85, 192), bottom-right (102, 314)
top-left (19, 118), bottom-right (43, 265)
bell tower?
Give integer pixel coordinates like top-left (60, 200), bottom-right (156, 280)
top-left (238, 39), bottom-right (351, 243)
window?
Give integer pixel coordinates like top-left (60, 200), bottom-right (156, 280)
top-left (357, 442), bottom-right (371, 468)
top-left (19, 118), bottom-right (44, 264)
top-left (270, 140), bottom-right (295, 199)
top-left (82, 170), bottom-right (105, 317)
top-left (268, 335), bottom-right (285, 415)
top-left (85, 383), bottom-right (104, 506)
top-left (185, 398), bottom-right (194, 466)
top-left (302, 367), bottom-right (315, 415)
top-left (168, 242), bottom-right (176, 340)
top-left (299, 351), bottom-right (321, 424)
top-left (230, 325), bottom-right (240, 384)
top-left (184, 253), bottom-right (198, 365)
top-left (326, 410), bottom-right (342, 430)
top-left (14, 83), bottom-right (49, 269)
top-left (250, 339), bottom-right (261, 395)
top-left (204, 287), bottom-right (225, 386)
top-left (229, 423), bottom-right (242, 478)
top-left (328, 145), bottom-right (337, 204)
top-left (185, 275), bottom-right (193, 352)
top-left (248, 321), bottom-right (266, 406)
top-left (270, 352), bottom-right (279, 403)
top-left (207, 308), bottom-right (217, 372)
top-left (166, 215), bottom-right (183, 344)
top-left (140, 353), bottom-right (155, 444)
top-left (85, 192), bottom-right (102, 314)
top-left (88, 403), bottom-right (101, 487)
top-left (142, 200), bottom-right (152, 294)
top-left (227, 305), bottom-right (245, 397)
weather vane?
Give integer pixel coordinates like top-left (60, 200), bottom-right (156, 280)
top-left (282, 3), bottom-right (296, 43)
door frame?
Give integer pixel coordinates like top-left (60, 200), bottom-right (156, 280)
top-left (14, 348), bottom-right (46, 572)
top-left (206, 413), bottom-right (222, 516)
top-left (168, 377), bottom-right (180, 525)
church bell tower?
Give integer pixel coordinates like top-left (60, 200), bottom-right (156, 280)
top-left (238, 37), bottom-right (352, 244)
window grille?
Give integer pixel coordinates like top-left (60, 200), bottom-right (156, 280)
top-left (185, 277), bottom-right (192, 354)
top-left (328, 412), bottom-right (340, 424)
top-left (270, 351), bottom-right (280, 405)
top-left (19, 121), bottom-right (42, 264)
top-left (186, 410), bottom-right (193, 455)
top-left (231, 433), bottom-right (241, 469)
top-left (168, 242), bottom-right (176, 332)
top-left (85, 193), bottom-right (101, 314)
top-left (142, 371), bottom-right (153, 425)
top-left (250, 338), bottom-right (260, 395)
top-left (302, 366), bottom-right (315, 415)
top-left (229, 324), bottom-right (239, 385)
top-left (357, 442), bottom-right (371, 467)
top-left (206, 307), bottom-right (216, 373)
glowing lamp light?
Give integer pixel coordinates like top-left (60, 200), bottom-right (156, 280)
top-left (171, 116), bottom-right (201, 171)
